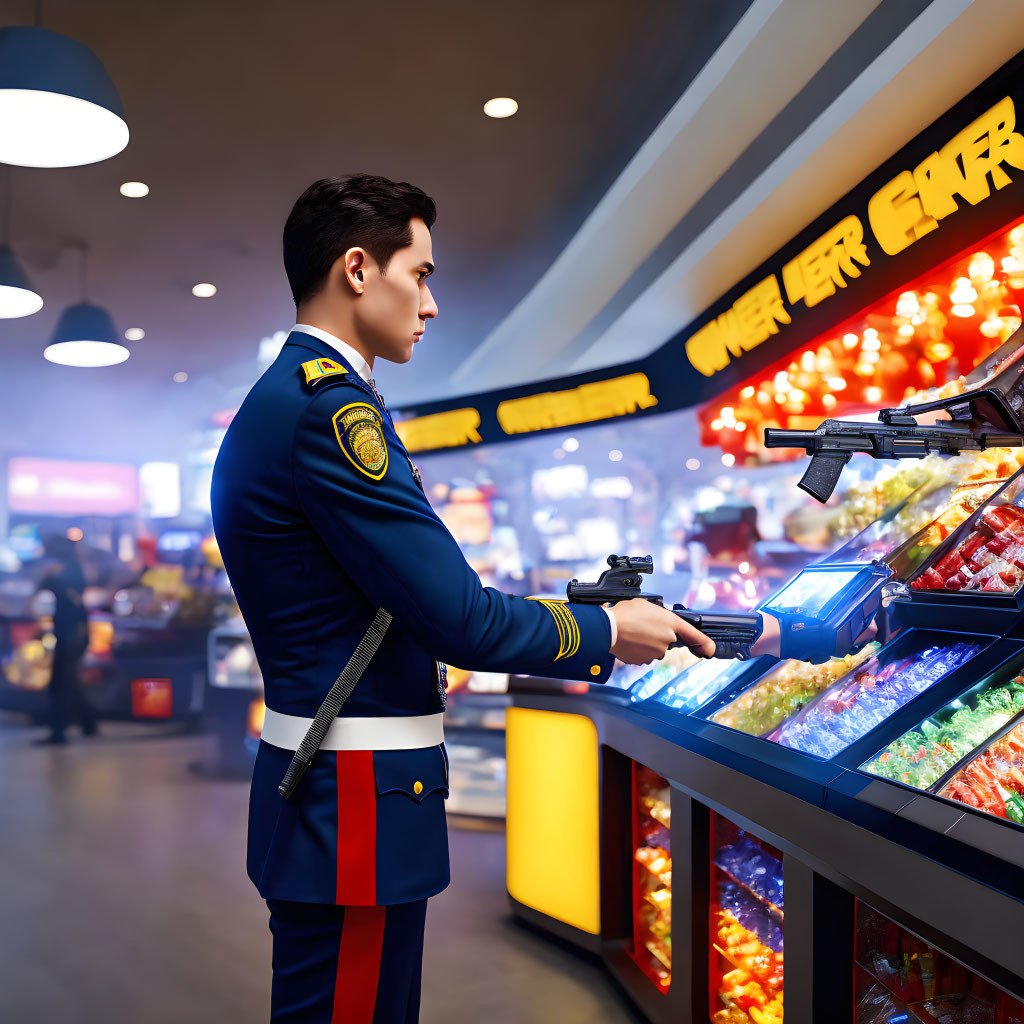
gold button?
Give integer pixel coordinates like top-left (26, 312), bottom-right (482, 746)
top-left (413, 780), bottom-right (423, 795)
top-left (590, 665), bottom-right (601, 676)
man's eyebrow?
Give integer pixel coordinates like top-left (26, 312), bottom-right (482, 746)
top-left (418, 261), bottom-right (434, 274)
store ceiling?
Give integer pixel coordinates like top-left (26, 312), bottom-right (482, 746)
top-left (0, 0), bottom-right (753, 465)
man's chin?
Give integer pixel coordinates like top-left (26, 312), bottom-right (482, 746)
top-left (378, 345), bottom-right (416, 365)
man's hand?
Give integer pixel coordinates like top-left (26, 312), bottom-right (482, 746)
top-left (609, 598), bottom-right (715, 664)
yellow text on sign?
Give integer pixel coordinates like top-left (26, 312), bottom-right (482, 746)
top-left (685, 273), bottom-right (792, 377)
top-left (869, 95), bottom-right (1024, 256)
top-left (783, 214), bottom-right (870, 308)
top-left (496, 373), bottom-right (657, 435)
top-left (505, 707), bottom-right (600, 935)
top-left (394, 407), bottom-right (482, 452)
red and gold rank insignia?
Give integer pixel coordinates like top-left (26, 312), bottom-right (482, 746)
top-left (300, 358), bottom-right (348, 390)
top-left (332, 403), bottom-right (389, 481)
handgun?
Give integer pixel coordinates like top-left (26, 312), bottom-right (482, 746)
top-left (567, 554), bottom-right (762, 660)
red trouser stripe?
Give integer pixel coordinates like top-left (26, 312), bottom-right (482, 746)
top-left (335, 750), bottom-right (377, 905)
top-left (331, 905), bottom-right (387, 1023)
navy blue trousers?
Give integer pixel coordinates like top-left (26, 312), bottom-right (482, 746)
top-left (267, 898), bottom-right (427, 1023)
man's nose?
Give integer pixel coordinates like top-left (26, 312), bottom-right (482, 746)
top-left (420, 291), bottom-right (438, 320)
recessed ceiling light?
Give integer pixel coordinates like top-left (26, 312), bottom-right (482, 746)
top-left (124, 327), bottom-right (145, 341)
top-left (483, 97), bottom-right (518, 119)
top-left (119, 181), bottom-right (149, 198)
top-left (173, 371), bottom-right (188, 383)
top-left (192, 282), bottom-right (216, 298)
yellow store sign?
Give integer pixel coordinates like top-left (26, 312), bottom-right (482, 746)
top-left (686, 95), bottom-right (1024, 378)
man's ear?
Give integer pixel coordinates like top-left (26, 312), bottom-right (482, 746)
top-left (341, 247), bottom-right (367, 293)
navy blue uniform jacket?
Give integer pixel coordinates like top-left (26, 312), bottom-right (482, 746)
top-left (211, 330), bottom-right (614, 906)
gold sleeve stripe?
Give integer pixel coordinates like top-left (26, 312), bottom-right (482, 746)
top-left (545, 602), bottom-right (571, 660)
top-left (545, 600), bottom-right (580, 661)
top-left (526, 596), bottom-right (566, 655)
top-left (543, 599), bottom-right (567, 655)
top-left (560, 603), bottom-right (581, 660)
top-left (525, 597), bottom-right (581, 661)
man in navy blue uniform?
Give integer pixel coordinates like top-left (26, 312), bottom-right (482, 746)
top-left (211, 174), bottom-right (714, 1023)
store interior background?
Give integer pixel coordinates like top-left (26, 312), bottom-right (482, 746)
top-left (3, 1), bottom-right (1024, 1022)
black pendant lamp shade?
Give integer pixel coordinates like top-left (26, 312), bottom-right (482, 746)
top-left (0, 26), bottom-right (129, 167)
top-left (0, 242), bottom-right (43, 318)
top-left (45, 301), bottom-right (128, 367)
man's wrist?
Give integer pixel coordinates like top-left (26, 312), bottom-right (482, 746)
top-left (603, 605), bottom-right (617, 650)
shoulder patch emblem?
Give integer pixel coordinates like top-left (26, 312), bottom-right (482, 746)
top-left (300, 358), bottom-right (348, 390)
top-left (332, 403), bottom-right (389, 481)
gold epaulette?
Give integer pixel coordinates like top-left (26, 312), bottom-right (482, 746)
top-left (299, 358), bottom-right (348, 391)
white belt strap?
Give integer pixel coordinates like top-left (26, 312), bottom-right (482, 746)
top-left (261, 708), bottom-right (444, 752)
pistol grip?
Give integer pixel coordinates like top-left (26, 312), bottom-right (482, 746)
top-left (798, 451), bottom-right (851, 503)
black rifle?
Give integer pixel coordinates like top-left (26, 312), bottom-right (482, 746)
top-left (763, 414), bottom-right (1022, 503)
top-left (763, 323), bottom-right (1024, 502)
top-left (567, 554), bottom-right (762, 660)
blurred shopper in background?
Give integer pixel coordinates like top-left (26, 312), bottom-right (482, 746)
top-left (34, 533), bottom-right (97, 745)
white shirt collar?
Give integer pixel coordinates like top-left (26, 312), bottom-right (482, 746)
top-left (291, 323), bottom-right (371, 382)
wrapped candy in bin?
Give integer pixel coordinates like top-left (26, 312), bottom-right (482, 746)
top-left (912, 502), bottom-right (1024, 594)
top-left (768, 641), bottom-right (984, 759)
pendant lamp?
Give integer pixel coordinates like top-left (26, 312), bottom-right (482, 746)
top-left (0, 167), bottom-right (43, 318)
top-left (44, 246), bottom-right (129, 367)
top-left (0, 25), bottom-right (129, 168)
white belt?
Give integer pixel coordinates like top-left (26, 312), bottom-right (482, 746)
top-left (260, 708), bottom-right (444, 752)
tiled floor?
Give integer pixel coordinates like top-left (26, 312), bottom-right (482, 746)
top-left (0, 717), bottom-right (638, 1023)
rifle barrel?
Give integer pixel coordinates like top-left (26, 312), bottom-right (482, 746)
top-left (763, 428), bottom-right (816, 449)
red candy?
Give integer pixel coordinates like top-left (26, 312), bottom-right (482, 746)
top-left (914, 501), bottom-right (1024, 594)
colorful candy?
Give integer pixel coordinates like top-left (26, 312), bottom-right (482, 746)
top-left (862, 677), bottom-right (1024, 789)
top-left (771, 643), bottom-right (982, 759)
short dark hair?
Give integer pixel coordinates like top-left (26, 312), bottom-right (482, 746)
top-left (283, 174), bottom-right (437, 307)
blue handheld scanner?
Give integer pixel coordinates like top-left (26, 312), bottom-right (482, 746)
top-left (762, 561), bottom-right (892, 663)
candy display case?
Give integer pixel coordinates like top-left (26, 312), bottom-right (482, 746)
top-left (860, 651), bottom-right (1024, 793)
top-left (934, 712), bottom-right (1024, 827)
top-left (647, 656), bottom-right (767, 713)
top-left (709, 812), bottom-right (784, 1024)
top-left (703, 645), bottom-right (881, 740)
top-left (893, 468), bottom-right (1024, 631)
top-left (632, 764), bottom-right (673, 992)
top-left (769, 634), bottom-right (989, 760)
top-left (854, 901), bottom-right (1024, 1024)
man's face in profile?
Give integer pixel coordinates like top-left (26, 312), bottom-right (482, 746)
top-left (355, 216), bottom-right (437, 364)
